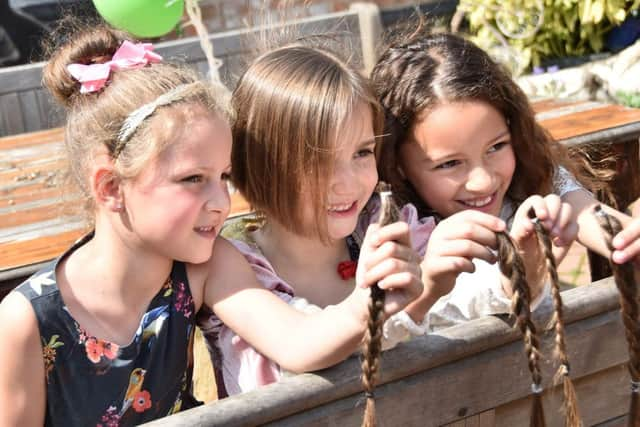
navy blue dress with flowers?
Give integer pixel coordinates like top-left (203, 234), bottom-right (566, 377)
top-left (13, 235), bottom-right (201, 426)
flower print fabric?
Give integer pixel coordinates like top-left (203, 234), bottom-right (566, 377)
top-left (13, 234), bottom-right (201, 426)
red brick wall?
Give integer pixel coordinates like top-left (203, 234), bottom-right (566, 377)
top-left (183, 1), bottom-right (414, 35)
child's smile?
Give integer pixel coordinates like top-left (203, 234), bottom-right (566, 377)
top-left (399, 101), bottom-right (515, 219)
top-left (324, 104), bottom-right (378, 240)
top-left (122, 109), bottom-right (232, 264)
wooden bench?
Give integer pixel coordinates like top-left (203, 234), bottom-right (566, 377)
top-left (144, 277), bottom-right (629, 426)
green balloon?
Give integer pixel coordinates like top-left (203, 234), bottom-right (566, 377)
top-left (93, 0), bottom-right (184, 38)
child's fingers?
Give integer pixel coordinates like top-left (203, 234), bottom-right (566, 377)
top-left (540, 194), bottom-right (563, 230)
top-left (612, 217), bottom-right (640, 250)
top-left (377, 271), bottom-right (422, 295)
top-left (447, 210), bottom-right (506, 233)
top-left (370, 221), bottom-right (411, 247)
top-left (361, 241), bottom-right (416, 270)
top-left (435, 212), bottom-right (502, 248)
top-left (423, 255), bottom-right (476, 277)
top-left (363, 258), bottom-right (420, 287)
top-left (431, 239), bottom-right (497, 264)
top-left (524, 195), bottom-right (548, 222)
top-left (551, 202), bottom-right (576, 246)
top-left (612, 238), bottom-right (640, 264)
top-left (512, 194), bottom-right (562, 241)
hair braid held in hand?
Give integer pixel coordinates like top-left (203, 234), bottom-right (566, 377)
top-left (361, 183), bottom-right (400, 427)
top-left (528, 208), bottom-right (582, 427)
top-left (496, 231), bottom-right (547, 427)
top-left (594, 205), bottom-right (640, 427)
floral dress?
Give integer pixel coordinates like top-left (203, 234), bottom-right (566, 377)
top-left (13, 235), bottom-right (200, 426)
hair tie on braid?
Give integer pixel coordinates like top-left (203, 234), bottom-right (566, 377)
top-left (361, 182), bottom-right (400, 427)
top-left (527, 208), bottom-right (582, 427)
top-left (496, 230), bottom-right (547, 427)
top-left (593, 204), bottom-right (640, 423)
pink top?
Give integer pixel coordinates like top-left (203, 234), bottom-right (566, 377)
top-left (197, 196), bottom-right (435, 396)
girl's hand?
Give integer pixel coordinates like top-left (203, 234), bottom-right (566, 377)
top-left (510, 194), bottom-right (576, 248)
top-left (611, 212), bottom-right (640, 266)
top-left (406, 210), bottom-right (506, 322)
top-left (355, 221), bottom-right (424, 317)
top-left (508, 194), bottom-right (576, 299)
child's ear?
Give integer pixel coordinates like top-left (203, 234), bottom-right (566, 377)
top-left (93, 167), bottom-right (124, 212)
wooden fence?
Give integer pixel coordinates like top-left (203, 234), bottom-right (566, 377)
top-left (0, 8), bottom-right (366, 137)
top-left (143, 277), bottom-right (630, 426)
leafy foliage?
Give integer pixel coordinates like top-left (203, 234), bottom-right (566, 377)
top-left (458, 0), bottom-right (640, 74)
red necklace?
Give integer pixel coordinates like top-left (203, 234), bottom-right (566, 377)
top-left (337, 260), bottom-right (357, 280)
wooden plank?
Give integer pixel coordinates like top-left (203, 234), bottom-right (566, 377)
top-left (0, 62), bottom-right (44, 95)
top-left (35, 88), bottom-right (64, 129)
top-left (1, 227), bottom-right (86, 272)
top-left (495, 364), bottom-right (629, 427)
top-left (0, 127), bottom-right (63, 150)
top-left (477, 410), bottom-right (495, 427)
top-left (531, 99), bottom-right (584, 114)
top-left (539, 104), bottom-right (640, 142)
top-left (0, 191), bottom-right (249, 273)
top-left (534, 100), bottom-right (604, 121)
top-left (595, 414), bottom-right (629, 427)
top-left (143, 279), bottom-right (626, 426)
top-left (0, 92), bottom-right (25, 135)
top-left (18, 90), bottom-right (44, 132)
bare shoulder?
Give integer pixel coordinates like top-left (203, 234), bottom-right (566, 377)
top-left (0, 291), bottom-right (41, 345)
top-left (0, 292), bottom-right (46, 425)
top-left (203, 236), bottom-right (262, 305)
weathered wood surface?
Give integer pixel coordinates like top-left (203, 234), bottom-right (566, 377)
top-left (142, 277), bottom-right (630, 426)
top-left (0, 10), bottom-right (362, 137)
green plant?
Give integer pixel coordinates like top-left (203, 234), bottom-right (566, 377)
top-left (616, 90), bottom-right (640, 107)
top-left (458, 0), bottom-right (640, 75)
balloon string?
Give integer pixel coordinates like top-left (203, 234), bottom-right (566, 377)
top-left (184, 0), bottom-right (225, 86)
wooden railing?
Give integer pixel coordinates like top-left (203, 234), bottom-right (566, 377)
top-left (143, 278), bottom-right (629, 426)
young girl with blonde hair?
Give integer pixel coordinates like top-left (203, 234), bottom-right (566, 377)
top-left (0, 24), bottom-right (423, 426)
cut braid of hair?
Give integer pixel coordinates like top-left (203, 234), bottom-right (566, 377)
top-left (528, 208), bottom-right (582, 427)
top-left (361, 183), bottom-right (400, 427)
top-left (593, 205), bottom-right (640, 427)
top-left (496, 231), bottom-right (547, 427)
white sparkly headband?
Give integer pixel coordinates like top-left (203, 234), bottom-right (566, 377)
top-left (114, 82), bottom-right (202, 157)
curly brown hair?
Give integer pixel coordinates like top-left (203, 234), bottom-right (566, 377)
top-left (371, 29), bottom-right (578, 219)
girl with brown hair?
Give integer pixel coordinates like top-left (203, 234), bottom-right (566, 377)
top-left (197, 40), bottom-right (432, 398)
top-left (371, 28), bottom-right (640, 425)
top-left (371, 28), bottom-right (640, 332)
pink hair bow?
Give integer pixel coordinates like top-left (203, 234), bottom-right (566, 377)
top-left (66, 41), bottom-right (163, 94)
